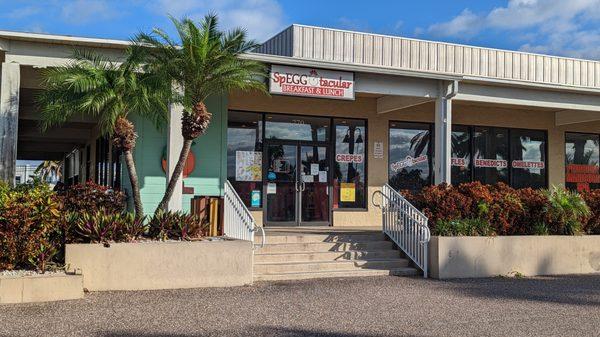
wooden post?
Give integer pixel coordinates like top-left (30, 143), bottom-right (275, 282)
top-left (0, 62), bottom-right (20, 186)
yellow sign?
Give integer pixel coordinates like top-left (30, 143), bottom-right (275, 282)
top-left (340, 183), bottom-right (356, 202)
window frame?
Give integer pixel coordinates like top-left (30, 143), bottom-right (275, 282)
top-left (387, 121), bottom-right (549, 189)
top-left (227, 110), bottom-right (265, 211)
top-left (333, 117), bottom-right (369, 211)
top-left (388, 121), bottom-right (435, 189)
top-left (564, 131), bottom-right (600, 191)
top-left (227, 110), bottom-right (370, 212)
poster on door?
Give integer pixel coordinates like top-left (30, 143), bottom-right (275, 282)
top-left (340, 183), bottom-right (356, 202)
top-left (235, 151), bottom-right (262, 181)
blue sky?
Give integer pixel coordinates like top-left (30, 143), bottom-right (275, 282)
top-left (1, 0), bottom-right (600, 59)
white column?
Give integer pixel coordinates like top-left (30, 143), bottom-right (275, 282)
top-left (0, 62), bottom-right (20, 186)
top-left (434, 81), bottom-right (454, 185)
top-left (166, 101), bottom-right (184, 211)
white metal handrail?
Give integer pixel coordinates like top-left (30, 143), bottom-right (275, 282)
top-left (373, 184), bottom-right (431, 278)
top-left (224, 180), bottom-right (265, 249)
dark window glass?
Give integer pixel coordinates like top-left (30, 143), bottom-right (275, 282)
top-left (473, 127), bottom-right (509, 185)
top-left (388, 122), bottom-right (431, 191)
top-left (227, 111), bottom-right (263, 208)
top-left (265, 114), bottom-right (329, 142)
top-left (565, 132), bottom-right (600, 191)
top-left (333, 119), bottom-right (366, 209)
top-left (112, 145), bottom-right (122, 189)
top-left (451, 125), bottom-right (471, 185)
top-left (95, 136), bottom-right (110, 186)
top-left (511, 129), bottom-right (547, 189)
top-left (85, 145), bottom-right (91, 182)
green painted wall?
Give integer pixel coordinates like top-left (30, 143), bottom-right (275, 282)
top-left (122, 94), bottom-right (228, 215)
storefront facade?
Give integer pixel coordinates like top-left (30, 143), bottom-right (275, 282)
top-left (1, 26), bottom-right (600, 226)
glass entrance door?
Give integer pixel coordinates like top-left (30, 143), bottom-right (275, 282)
top-left (264, 142), bottom-right (330, 226)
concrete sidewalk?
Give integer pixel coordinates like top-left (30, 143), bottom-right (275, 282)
top-left (1, 275), bottom-right (599, 336)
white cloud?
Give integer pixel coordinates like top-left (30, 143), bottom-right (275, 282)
top-left (153, 0), bottom-right (286, 41)
top-left (5, 5), bottom-right (41, 19)
top-left (424, 0), bottom-right (600, 59)
top-left (61, 0), bottom-right (118, 25)
top-left (426, 9), bottom-right (482, 39)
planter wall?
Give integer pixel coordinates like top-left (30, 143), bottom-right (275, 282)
top-left (429, 236), bottom-right (600, 279)
top-left (0, 273), bottom-right (83, 304)
top-left (65, 239), bottom-right (253, 291)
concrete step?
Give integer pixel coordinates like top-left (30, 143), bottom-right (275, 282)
top-left (254, 233), bottom-right (386, 244)
top-left (257, 241), bottom-right (394, 254)
top-left (254, 250), bottom-right (400, 263)
top-left (254, 258), bottom-right (410, 274)
top-left (253, 267), bottom-right (419, 282)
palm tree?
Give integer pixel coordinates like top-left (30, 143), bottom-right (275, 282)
top-left (36, 48), bottom-right (170, 217)
top-left (34, 160), bottom-right (62, 183)
top-left (135, 14), bottom-right (267, 213)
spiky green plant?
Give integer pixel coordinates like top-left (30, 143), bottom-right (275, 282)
top-left (134, 14), bottom-right (268, 213)
top-left (543, 186), bottom-right (590, 235)
top-left (36, 47), bottom-right (171, 217)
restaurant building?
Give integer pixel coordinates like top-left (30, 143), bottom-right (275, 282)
top-left (1, 25), bottom-right (600, 227)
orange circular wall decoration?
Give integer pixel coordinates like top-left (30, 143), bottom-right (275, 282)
top-left (161, 147), bottom-right (196, 178)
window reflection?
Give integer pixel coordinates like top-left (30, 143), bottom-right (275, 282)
top-left (566, 132), bottom-right (600, 191)
top-left (265, 114), bottom-right (329, 142)
top-left (334, 119), bottom-right (366, 208)
top-left (451, 126), bottom-right (471, 185)
top-left (227, 111), bottom-right (263, 208)
top-left (511, 130), bottom-right (546, 189)
top-left (388, 122), bottom-right (431, 191)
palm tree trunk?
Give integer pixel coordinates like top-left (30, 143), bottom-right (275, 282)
top-left (123, 149), bottom-right (144, 217)
top-left (156, 139), bottom-right (193, 213)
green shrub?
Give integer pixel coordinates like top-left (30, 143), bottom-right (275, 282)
top-left (57, 182), bottom-right (125, 214)
top-left (544, 187), bottom-right (590, 235)
top-left (433, 218), bottom-right (495, 236)
top-left (515, 188), bottom-right (549, 235)
top-left (148, 210), bottom-right (208, 241)
top-left (532, 222), bottom-right (550, 235)
top-left (0, 181), bottom-right (62, 272)
top-left (581, 189), bottom-right (600, 234)
top-left (70, 209), bottom-right (147, 244)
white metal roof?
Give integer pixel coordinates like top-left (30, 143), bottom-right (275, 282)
top-left (257, 24), bottom-right (600, 91)
top-left (0, 30), bottom-right (130, 49)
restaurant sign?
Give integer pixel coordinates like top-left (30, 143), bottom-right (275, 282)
top-left (269, 65), bottom-right (355, 100)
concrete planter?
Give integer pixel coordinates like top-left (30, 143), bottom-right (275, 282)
top-left (429, 236), bottom-right (600, 279)
top-left (0, 273), bottom-right (83, 304)
top-left (65, 239), bottom-right (253, 291)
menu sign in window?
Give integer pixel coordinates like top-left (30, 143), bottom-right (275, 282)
top-left (270, 65), bottom-right (355, 100)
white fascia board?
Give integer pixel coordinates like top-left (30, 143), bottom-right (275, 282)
top-left (456, 82), bottom-right (600, 112)
top-left (0, 30), bottom-right (130, 49)
top-left (241, 53), bottom-right (463, 81)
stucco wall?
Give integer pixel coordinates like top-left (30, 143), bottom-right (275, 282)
top-left (229, 90), bottom-right (600, 227)
top-left (65, 240), bottom-right (253, 291)
top-left (0, 274), bottom-right (83, 304)
top-left (429, 236), bottom-right (600, 279)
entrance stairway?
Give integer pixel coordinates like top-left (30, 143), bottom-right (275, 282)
top-left (253, 228), bottom-right (419, 281)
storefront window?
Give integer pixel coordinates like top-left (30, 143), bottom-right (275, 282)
top-left (388, 122), bottom-right (432, 191)
top-left (265, 114), bottom-right (329, 142)
top-left (227, 111), bottom-right (263, 208)
top-left (473, 127), bottom-right (509, 185)
top-left (511, 130), bottom-right (546, 189)
top-left (565, 132), bottom-right (600, 191)
top-left (333, 119), bottom-right (366, 209)
top-left (451, 125), bottom-right (471, 185)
